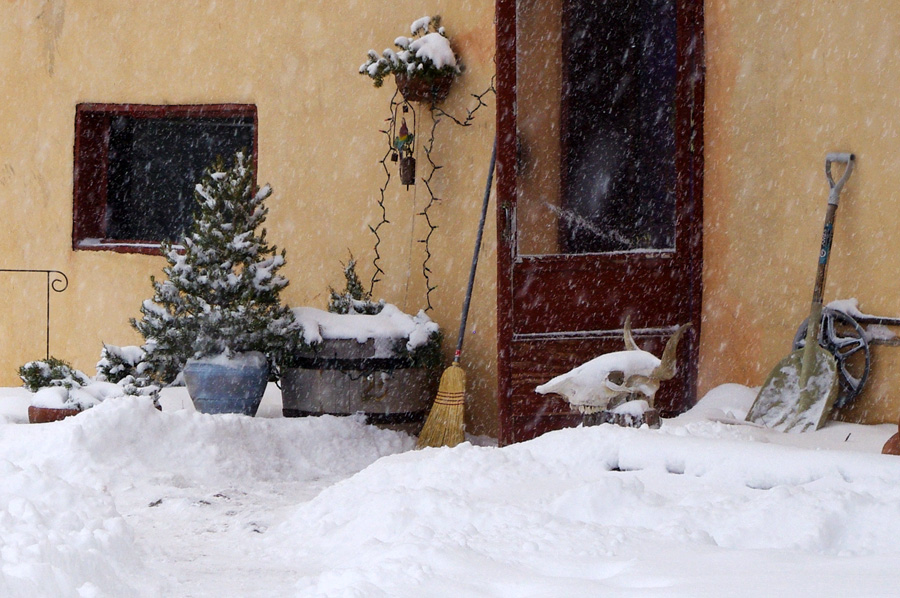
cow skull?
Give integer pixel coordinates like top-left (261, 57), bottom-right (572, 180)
top-left (535, 317), bottom-right (691, 413)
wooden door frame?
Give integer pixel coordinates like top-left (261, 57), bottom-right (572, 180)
top-left (495, 0), bottom-right (705, 445)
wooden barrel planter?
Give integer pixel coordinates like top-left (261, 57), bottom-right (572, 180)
top-left (280, 338), bottom-right (438, 431)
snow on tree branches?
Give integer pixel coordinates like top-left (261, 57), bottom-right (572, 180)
top-left (131, 152), bottom-right (297, 384)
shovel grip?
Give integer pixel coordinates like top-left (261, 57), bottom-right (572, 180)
top-left (826, 152), bottom-right (855, 206)
top-left (826, 152), bottom-right (854, 164)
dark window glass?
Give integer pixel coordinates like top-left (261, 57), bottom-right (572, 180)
top-left (72, 104), bottom-right (257, 254)
top-left (106, 117), bottom-right (254, 243)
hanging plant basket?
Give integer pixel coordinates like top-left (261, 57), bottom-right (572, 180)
top-left (395, 72), bottom-right (454, 105)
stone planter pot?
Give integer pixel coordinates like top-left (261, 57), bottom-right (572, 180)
top-left (183, 352), bottom-right (269, 416)
top-left (281, 339), bottom-right (438, 429)
top-left (28, 405), bottom-right (82, 423)
top-left (395, 72), bottom-right (454, 105)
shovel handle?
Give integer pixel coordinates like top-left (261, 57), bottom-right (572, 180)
top-left (826, 153), bottom-right (855, 206)
top-left (802, 152), bottom-right (856, 385)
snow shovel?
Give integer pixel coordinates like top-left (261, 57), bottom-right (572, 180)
top-left (746, 152), bottom-right (856, 432)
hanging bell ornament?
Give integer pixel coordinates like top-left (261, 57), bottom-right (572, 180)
top-left (399, 155), bottom-right (416, 187)
top-left (390, 152), bottom-right (399, 162)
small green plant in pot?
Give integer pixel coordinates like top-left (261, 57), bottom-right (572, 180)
top-left (19, 354), bottom-right (159, 423)
top-left (131, 152), bottom-right (297, 416)
top-left (280, 258), bottom-right (441, 427)
top-left (20, 357), bottom-right (92, 422)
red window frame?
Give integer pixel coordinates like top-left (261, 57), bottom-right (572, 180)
top-left (72, 103), bottom-right (259, 255)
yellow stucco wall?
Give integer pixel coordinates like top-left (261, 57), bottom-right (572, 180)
top-left (9, 0), bottom-right (900, 434)
top-left (702, 0), bottom-right (900, 424)
top-left (0, 1), bottom-right (498, 434)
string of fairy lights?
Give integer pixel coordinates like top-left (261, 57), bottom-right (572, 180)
top-left (368, 79), bottom-right (496, 313)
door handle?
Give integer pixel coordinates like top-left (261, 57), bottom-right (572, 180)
top-left (501, 201), bottom-right (514, 246)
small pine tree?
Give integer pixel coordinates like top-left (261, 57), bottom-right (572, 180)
top-left (131, 152), bottom-right (296, 383)
top-left (18, 356), bottom-right (90, 392)
top-left (327, 255), bottom-right (384, 315)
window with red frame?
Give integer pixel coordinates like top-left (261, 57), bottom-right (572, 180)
top-left (73, 104), bottom-right (257, 254)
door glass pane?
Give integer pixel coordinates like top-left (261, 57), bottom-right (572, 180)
top-left (516, 0), bottom-right (677, 255)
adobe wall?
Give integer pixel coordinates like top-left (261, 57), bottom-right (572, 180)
top-left (0, 1), bottom-right (498, 434)
top-left (703, 0), bottom-right (900, 423)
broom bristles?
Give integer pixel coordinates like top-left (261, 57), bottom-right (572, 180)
top-left (416, 363), bottom-right (466, 448)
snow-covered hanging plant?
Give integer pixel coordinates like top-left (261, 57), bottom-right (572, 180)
top-left (359, 15), bottom-right (461, 88)
top-left (131, 152), bottom-right (297, 384)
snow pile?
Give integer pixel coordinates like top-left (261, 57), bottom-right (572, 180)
top-left (270, 415), bottom-right (900, 596)
top-left (293, 303), bottom-right (439, 350)
top-left (0, 460), bottom-right (146, 598)
top-left (185, 351), bottom-right (268, 369)
top-left (30, 380), bottom-right (133, 410)
top-left (407, 32), bottom-right (456, 70)
top-left (2, 385), bottom-right (900, 596)
top-left (0, 396), bottom-right (412, 596)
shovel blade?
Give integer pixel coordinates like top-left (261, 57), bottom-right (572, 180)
top-left (746, 348), bottom-right (839, 432)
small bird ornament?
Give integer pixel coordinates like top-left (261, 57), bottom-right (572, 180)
top-left (393, 118), bottom-right (414, 158)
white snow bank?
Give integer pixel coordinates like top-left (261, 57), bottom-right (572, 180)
top-left (30, 385), bottom-right (72, 408)
top-left (0, 459), bottom-right (149, 598)
top-left (0, 395), bottom-right (413, 596)
top-left (30, 379), bottom-right (151, 410)
top-left (2, 383), bottom-right (900, 596)
top-left (267, 385), bottom-right (900, 597)
top-left (293, 303), bottom-right (439, 350)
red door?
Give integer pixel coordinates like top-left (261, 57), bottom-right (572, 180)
top-left (496, 0), bottom-right (705, 444)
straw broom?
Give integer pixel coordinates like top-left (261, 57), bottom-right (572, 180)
top-left (417, 140), bottom-right (496, 449)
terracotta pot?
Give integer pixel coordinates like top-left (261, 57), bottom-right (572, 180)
top-left (28, 405), bottom-right (82, 424)
top-left (883, 419), bottom-right (900, 455)
top-left (394, 72), bottom-right (454, 105)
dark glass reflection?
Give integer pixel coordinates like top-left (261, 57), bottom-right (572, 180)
top-left (106, 117), bottom-right (254, 242)
top-left (560, 0), bottom-right (676, 253)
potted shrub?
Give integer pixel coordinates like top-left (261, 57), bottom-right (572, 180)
top-left (21, 355), bottom-right (159, 423)
top-left (131, 152), bottom-right (296, 416)
top-left (279, 258), bottom-right (441, 428)
top-left (359, 15), bottom-right (461, 105)
top-left (20, 357), bottom-right (92, 423)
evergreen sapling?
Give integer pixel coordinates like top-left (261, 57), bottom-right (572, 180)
top-left (132, 152), bottom-right (296, 383)
top-left (327, 255), bottom-right (384, 315)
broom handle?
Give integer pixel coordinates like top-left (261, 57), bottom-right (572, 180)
top-left (455, 138), bottom-right (497, 363)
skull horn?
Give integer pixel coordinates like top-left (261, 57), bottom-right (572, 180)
top-left (651, 322), bottom-right (692, 382)
top-left (623, 315), bottom-right (640, 351)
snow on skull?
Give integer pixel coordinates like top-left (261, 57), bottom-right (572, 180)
top-left (535, 318), bottom-right (691, 413)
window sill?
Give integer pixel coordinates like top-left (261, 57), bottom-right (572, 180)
top-left (73, 238), bottom-right (184, 256)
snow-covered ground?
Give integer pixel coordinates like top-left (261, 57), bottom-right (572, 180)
top-left (1, 383), bottom-right (899, 597)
